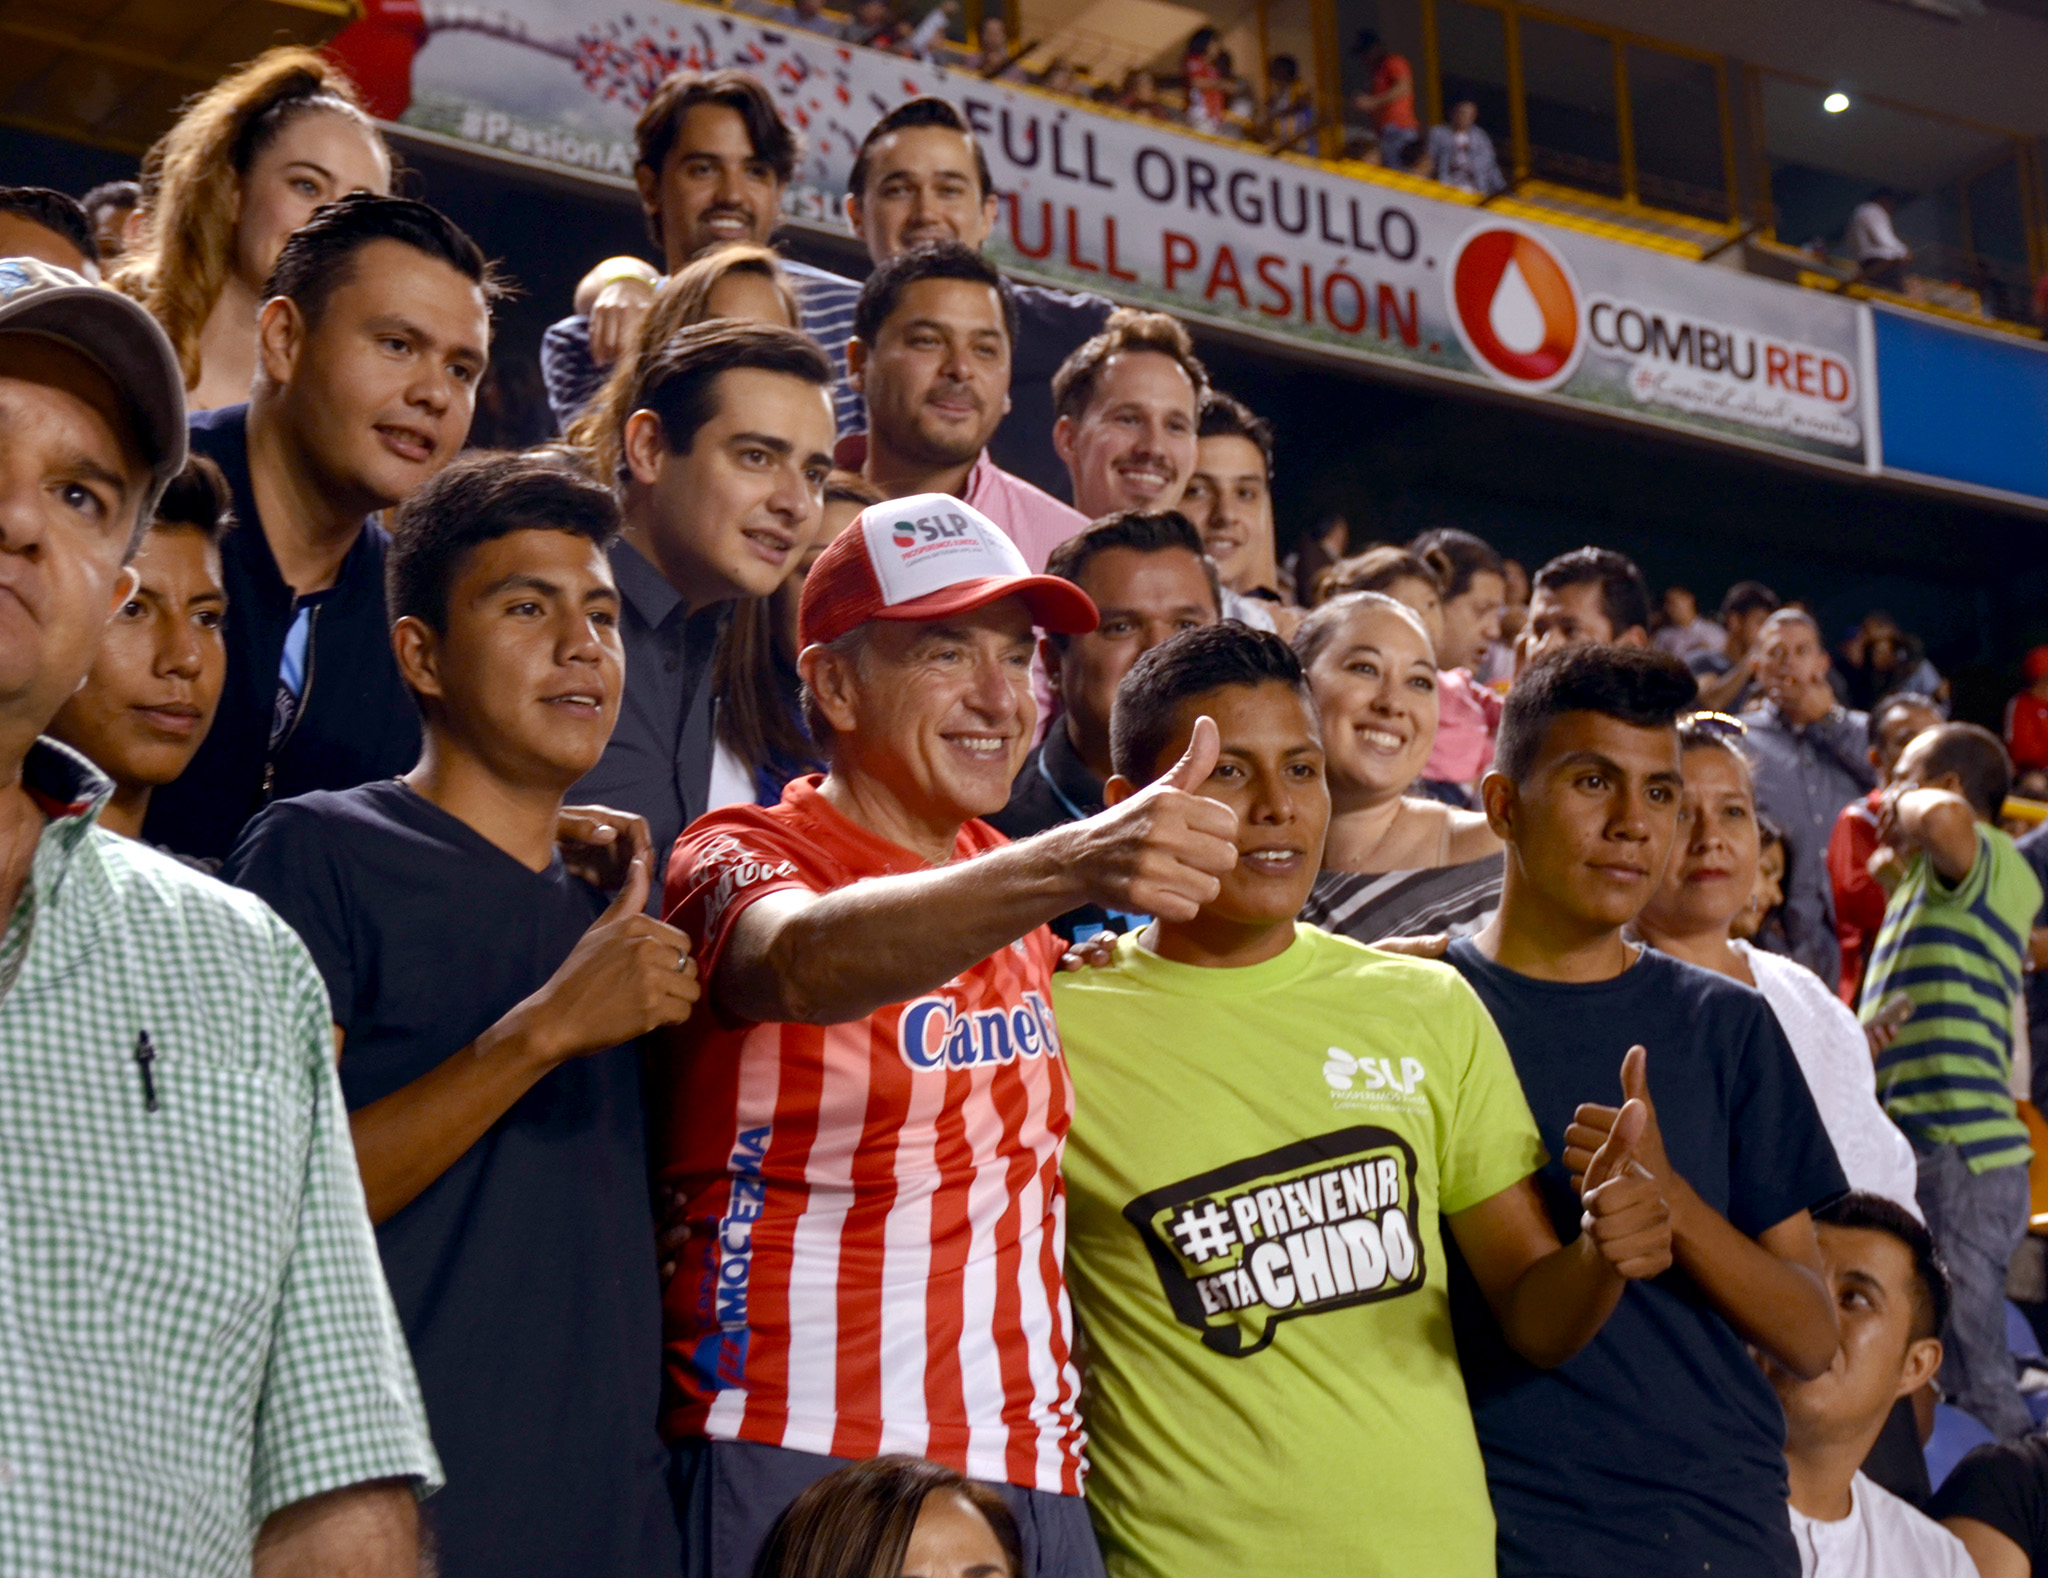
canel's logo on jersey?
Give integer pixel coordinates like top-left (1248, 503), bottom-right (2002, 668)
top-left (1445, 223), bottom-right (1583, 393)
top-left (898, 989), bottom-right (1062, 1071)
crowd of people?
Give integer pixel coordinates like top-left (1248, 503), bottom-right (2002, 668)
top-left (727, 0), bottom-right (1503, 182)
top-left (5, 36), bottom-right (2048, 1578)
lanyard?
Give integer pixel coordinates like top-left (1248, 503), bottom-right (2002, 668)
top-left (1037, 754), bottom-right (1096, 825)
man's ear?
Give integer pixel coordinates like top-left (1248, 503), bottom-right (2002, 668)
top-left (1052, 413), bottom-right (1076, 469)
top-left (1618, 626), bottom-right (1651, 650)
top-left (846, 335), bottom-right (868, 394)
top-left (391, 616), bottom-right (443, 708)
top-left (256, 295), bottom-right (306, 389)
top-left (1898, 1336), bottom-right (1943, 1399)
top-left (1478, 770), bottom-right (1517, 838)
top-left (799, 640), bottom-right (861, 738)
top-left (621, 409), bottom-right (670, 487)
top-left (1040, 636), bottom-right (1063, 703)
top-left (843, 192), bottom-right (864, 238)
top-left (1104, 773), bottom-right (1136, 808)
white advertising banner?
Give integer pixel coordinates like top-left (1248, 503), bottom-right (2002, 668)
top-left (354, 0), bottom-right (1876, 468)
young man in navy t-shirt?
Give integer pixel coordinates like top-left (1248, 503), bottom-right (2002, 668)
top-left (1443, 644), bottom-right (1848, 1578)
top-left (227, 452), bottom-right (701, 1578)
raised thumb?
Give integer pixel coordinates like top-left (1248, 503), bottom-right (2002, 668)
top-left (1620, 1044), bottom-right (1650, 1105)
top-left (1161, 714), bottom-right (1220, 794)
top-left (607, 851), bottom-right (651, 917)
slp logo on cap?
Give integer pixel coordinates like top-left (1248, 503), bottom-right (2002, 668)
top-left (1445, 223), bottom-right (1583, 393)
top-left (861, 493), bottom-right (1030, 609)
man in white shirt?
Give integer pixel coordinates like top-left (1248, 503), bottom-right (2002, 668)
top-left (1767, 1192), bottom-right (1977, 1577)
top-left (1846, 189), bottom-right (1911, 292)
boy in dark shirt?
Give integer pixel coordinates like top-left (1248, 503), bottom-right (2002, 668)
top-left (1444, 644), bottom-right (1848, 1578)
top-left (227, 452), bottom-right (699, 1578)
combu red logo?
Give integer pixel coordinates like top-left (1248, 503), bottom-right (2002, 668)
top-left (1446, 224), bottom-right (1584, 393)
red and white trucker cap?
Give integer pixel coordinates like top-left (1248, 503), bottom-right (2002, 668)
top-left (799, 493), bottom-right (1099, 649)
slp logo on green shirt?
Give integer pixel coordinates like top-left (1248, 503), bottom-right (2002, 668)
top-left (1122, 1128), bottom-right (1423, 1358)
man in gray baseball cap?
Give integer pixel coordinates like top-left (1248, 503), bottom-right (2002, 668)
top-left (0, 258), bottom-right (442, 1574)
top-left (0, 256), bottom-right (186, 525)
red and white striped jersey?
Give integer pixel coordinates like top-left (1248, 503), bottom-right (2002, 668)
top-left (657, 777), bottom-right (1085, 1493)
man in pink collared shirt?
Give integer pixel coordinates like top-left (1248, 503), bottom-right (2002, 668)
top-left (839, 241), bottom-right (1086, 572)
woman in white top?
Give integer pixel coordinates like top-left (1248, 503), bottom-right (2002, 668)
top-left (1635, 717), bottom-right (1921, 1215)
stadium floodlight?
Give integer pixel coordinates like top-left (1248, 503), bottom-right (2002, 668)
top-left (1823, 91), bottom-right (1851, 113)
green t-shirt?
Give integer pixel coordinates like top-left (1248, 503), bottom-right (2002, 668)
top-left (1865, 822), bottom-right (2043, 1173)
top-left (1053, 925), bottom-right (1547, 1578)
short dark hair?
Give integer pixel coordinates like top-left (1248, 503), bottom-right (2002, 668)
top-left (0, 186), bottom-right (97, 265)
top-left (825, 470), bottom-right (887, 511)
top-left (623, 319), bottom-right (832, 479)
top-left (1534, 546), bottom-right (1652, 640)
top-left (82, 179), bottom-right (140, 224)
top-left (847, 97), bottom-right (994, 203)
top-left (386, 451), bottom-right (619, 637)
top-left (1814, 1191), bottom-right (1951, 1344)
top-left (1872, 690), bottom-right (1941, 736)
top-left (1313, 545), bottom-right (1435, 606)
top-left (852, 240), bottom-right (1017, 347)
top-left (1052, 307), bottom-right (1208, 422)
top-left (262, 192), bottom-right (503, 328)
top-left (151, 455), bottom-right (235, 547)
top-left (634, 70), bottom-right (795, 252)
top-left (1408, 527), bottom-right (1503, 602)
top-left (1911, 721), bottom-right (2013, 820)
top-left (1197, 390), bottom-right (1274, 479)
top-left (1720, 579), bottom-right (1780, 622)
top-left (1111, 621), bottom-right (1309, 782)
top-left (1494, 644), bottom-right (1697, 785)
top-left (1043, 510), bottom-right (1220, 651)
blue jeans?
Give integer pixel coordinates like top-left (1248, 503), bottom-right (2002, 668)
top-left (1916, 1144), bottom-right (2034, 1439)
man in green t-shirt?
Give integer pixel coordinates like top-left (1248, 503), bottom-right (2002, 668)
top-left (1864, 721), bottom-right (2044, 1440)
top-left (1051, 623), bottom-right (1675, 1578)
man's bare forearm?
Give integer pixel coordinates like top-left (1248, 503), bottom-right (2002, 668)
top-left (254, 1481), bottom-right (422, 1578)
top-left (1492, 1235), bottom-right (1625, 1369)
top-left (718, 830), bottom-right (1084, 1025)
top-left (1671, 1189), bottom-right (1837, 1378)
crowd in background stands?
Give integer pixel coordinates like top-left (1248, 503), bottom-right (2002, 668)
top-left (6, 34), bottom-right (2048, 1578)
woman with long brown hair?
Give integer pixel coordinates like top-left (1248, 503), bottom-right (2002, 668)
top-left (707, 472), bottom-right (885, 809)
top-left (565, 243), bottom-right (800, 479)
top-left (114, 46), bottom-right (390, 410)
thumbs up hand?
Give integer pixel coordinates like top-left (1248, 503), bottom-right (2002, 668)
top-left (504, 853), bottom-right (702, 1067)
top-left (1563, 1046), bottom-right (1675, 1281)
top-left (1067, 716), bottom-right (1240, 923)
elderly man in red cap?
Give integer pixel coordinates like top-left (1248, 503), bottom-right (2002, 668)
top-left (653, 492), bottom-right (1238, 1577)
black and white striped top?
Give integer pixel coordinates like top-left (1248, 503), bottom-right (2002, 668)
top-left (1300, 854), bottom-right (1505, 946)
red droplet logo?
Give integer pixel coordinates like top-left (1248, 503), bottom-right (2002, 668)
top-left (1446, 225), bottom-right (1583, 392)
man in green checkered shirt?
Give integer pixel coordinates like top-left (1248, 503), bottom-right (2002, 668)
top-left (1865, 720), bottom-right (2043, 1443)
top-left (0, 257), bottom-right (440, 1574)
